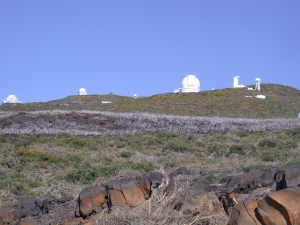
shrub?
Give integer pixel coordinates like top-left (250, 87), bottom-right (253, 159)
top-left (120, 151), bottom-right (134, 158)
top-left (14, 147), bottom-right (53, 162)
top-left (0, 136), bottom-right (7, 143)
top-left (230, 145), bottom-right (245, 155)
top-left (259, 139), bottom-right (277, 148)
top-left (235, 130), bottom-right (249, 138)
top-left (65, 168), bottom-right (99, 185)
top-left (61, 136), bottom-right (86, 148)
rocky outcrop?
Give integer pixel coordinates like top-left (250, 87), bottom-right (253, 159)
top-left (4, 162), bottom-right (300, 224)
top-left (180, 190), bottom-right (226, 216)
top-left (8, 193), bottom-right (75, 225)
top-left (76, 171), bottom-right (164, 217)
top-left (229, 187), bottom-right (300, 225)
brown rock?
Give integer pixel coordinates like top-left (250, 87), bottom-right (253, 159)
top-left (109, 190), bottom-right (127, 207)
top-left (139, 177), bottom-right (151, 199)
top-left (120, 180), bottom-right (145, 207)
top-left (76, 186), bottom-right (106, 217)
top-left (257, 187), bottom-right (300, 225)
top-left (229, 198), bottom-right (261, 225)
top-left (181, 190), bottom-right (226, 216)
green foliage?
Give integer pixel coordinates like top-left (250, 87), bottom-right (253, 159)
top-left (120, 151), bottom-right (134, 158)
top-left (14, 147), bottom-right (52, 161)
top-left (230, 145), bottom-right (245, 155)
top-left (1, 127), bottom-right (300, 204)
top-left (65, 168), bottom-right (99, 185)
top-left (235, 131), bottom-right (249, 138)
top-left (61, 136), bottom-right (86, 148)
top-left (0, 136), bottom-right (7, 143)
top-left (259, 139), bottom-right (277, 148)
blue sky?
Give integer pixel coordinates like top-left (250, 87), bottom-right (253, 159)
top-left (1, 0), bottom-right (299, 103)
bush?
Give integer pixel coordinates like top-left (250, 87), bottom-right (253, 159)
top-left (235, 131), bottom-right (249, 138)
top-left (0, 136), bottom-right (7, 143)
top-left (120, 151), bottom-right (134, 158)
top-left (61, 136), bottom-right (86, 148)
top-left (259, 139), bottom-right (277, 148)
top-left (14, 147), bottom-right (54, 162)
top-left (230, 145), bottom-right (245, 155)
top-left (65, 168), bottom-right (99, 185)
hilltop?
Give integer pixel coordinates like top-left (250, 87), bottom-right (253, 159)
top-left (1, 84), bottom-right (300, 119)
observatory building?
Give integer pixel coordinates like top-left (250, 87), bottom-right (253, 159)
top-left (233, 76), bottom-right (245, 88)
top-left (78, 88), bottom-right (87, 96)
top-left (2, 95), bottom-right (21, 104)
top-left (174, 75), bottom-right (200, 93)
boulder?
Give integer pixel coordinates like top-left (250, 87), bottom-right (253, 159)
top-left (75, 186), bottom-right (106, 217)
top-left (180, 190), bottom-right (226, 216)
top-left (166, 167), bottom-right (194, 193)
top-left (229, 198), bottom-right (261, 225)
top-left (256, 187), bottom-right (300, 225)
top-left (14, 197), bottom-right (41, 220)
top-left (139, 172), bottom-right (163, 198)
top-left (169, 166), bottom-right (193, 180)
top-left (120, 180), bottom-right (145, 207)
top-left (225, 173), bottom-right (260, 194)
top-left (109, 190), bottom-right (127, 207)
top-left (275, 162), bottom-right (300, 191)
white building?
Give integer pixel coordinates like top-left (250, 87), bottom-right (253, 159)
top-left (233, 76), bottom-right (245, 88)
top-left (133, 94), bottom-right (137, 99)
top-left (2, 95), bottom-right (21, 104)
top-left (78, 88), bottom-right (87, 95)
top-left (174, 75), bottom-right (200, 93)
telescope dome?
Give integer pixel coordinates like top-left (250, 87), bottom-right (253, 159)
top-left (2, 95), bottom-right (21, 103)
top-left (181, 75), bottom-right (200, 92)
top-left (78, 88), bottom-right (87, 95)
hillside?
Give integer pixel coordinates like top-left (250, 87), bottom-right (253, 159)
top-left (1, 84), bottom-right (300, 119)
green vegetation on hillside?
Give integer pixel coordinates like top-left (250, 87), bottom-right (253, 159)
top-left (1, 84), bottom-right (299, 119)
top-left (1, 128), bottom-right (300, 206)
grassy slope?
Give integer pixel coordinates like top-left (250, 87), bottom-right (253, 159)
top-left (1, 84), bottom-right (299, 119)
top-left (1, 128), bottom-right (300, 207)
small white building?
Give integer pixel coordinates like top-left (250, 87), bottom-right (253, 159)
top-left (78, 88), bottom-right (87, 95)
top-left (2, 95), bottom-right (21, 104)
top-left (133, 94), bottom-right (137, 99)
top-left (174, 75), bottom-right (200, 93)
top-left (233, 76), bottom-right (245, 88)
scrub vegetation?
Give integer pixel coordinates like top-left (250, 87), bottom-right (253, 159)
top-left (0, 84), bottom-right (300, 224)
top-left (1, 84), bottom-right (300, 119)
top-left (1, 128), bottom-right (300, 207)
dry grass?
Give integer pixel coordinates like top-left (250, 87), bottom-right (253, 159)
top-left (95, 181), bottom-right (229, 225)
top-left (0, 110), bottom-right (300, 136)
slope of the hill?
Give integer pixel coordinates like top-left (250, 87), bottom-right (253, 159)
top-left (1, 84), bottom-right (299, 119)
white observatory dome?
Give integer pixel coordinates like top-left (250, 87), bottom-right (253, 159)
top-left (181, 75), bottom-right (200, 92)
top-left (78, 88), bottom-right (87, 96)
top-left (2, 95), bottom-right (21, 104)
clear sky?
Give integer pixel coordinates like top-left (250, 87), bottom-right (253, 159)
top-left (1, 0), bottom-right (299, 103)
